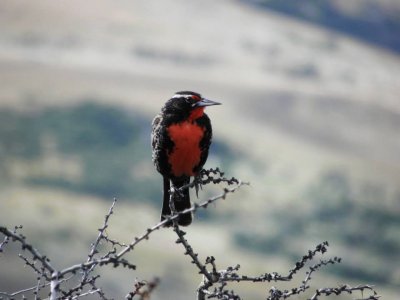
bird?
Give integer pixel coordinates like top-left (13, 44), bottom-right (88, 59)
top-left (151, 91), bottom-right (221, 226)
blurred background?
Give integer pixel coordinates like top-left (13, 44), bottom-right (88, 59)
top-left (0, 0), bottom-right (399, 299)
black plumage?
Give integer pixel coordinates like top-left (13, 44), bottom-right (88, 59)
top-left (151, 91), bottom-right (219, 226)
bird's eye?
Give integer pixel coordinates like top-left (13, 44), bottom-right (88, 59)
top-left (192, 95), bottom-right (201, 101)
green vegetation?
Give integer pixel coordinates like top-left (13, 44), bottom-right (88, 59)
top-left (0, 102), bottom-right (156, 200)
top-left (234, 171), bottom-right (400, 287)
top-left (0, 110), bottom-right (41, 159)
top-left (0, 102), bottom-right (237, 204)
top-left (247, 0), bottom-right (400, 53)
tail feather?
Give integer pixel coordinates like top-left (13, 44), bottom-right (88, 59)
top-left (161, 176), bottom-right (171, 221)
top-left (161, 176), bottom-right (192, 226)
top-left (173, 177), bottom-right (192, 226)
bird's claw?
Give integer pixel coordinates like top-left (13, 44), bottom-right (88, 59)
top-left (170, 185), bottom-right (185, 201)
top-left (193, 173), bottom-right (203, 198)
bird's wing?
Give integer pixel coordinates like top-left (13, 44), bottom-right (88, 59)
top-left (195, 114), bottom-right (213, 173)
top-left (151, 114), bottom-right (162, 150)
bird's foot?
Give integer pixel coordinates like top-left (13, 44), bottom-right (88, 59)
top-left (170, 185), bottom-right (185, 201)
top-left (193, 173), bottom-right (203, 198)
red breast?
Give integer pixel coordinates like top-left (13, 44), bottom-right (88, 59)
top-left (167, 120), bottom-right (205, 177)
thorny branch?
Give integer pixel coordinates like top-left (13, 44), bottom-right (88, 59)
top-left (0, 168), bottom-right (380, 300)
top-left (0, 168), bottom-right (243, 299)
top-left (167, 169), bottom-right (379, 300)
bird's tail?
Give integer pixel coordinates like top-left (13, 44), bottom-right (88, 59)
top-left (161, 176), bottom-right (192, 226)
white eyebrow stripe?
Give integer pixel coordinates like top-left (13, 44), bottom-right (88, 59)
top-left (171, 94), bottom-right (194, 99)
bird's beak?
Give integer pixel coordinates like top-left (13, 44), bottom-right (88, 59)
top-left (194, 98), bottom-right (221, 107)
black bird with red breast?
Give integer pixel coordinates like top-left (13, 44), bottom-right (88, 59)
top-left (151, 91), bottom-right (221, 226)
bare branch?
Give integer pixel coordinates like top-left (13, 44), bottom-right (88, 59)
top-left (125, 278), bottom-right (160, 300)
top-left (0, 168), bottom-right (379, 300)
top-left (0, 226), bottom-right (55, 279)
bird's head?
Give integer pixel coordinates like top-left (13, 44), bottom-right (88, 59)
top-left (163, 91), bottom-right (221, 122)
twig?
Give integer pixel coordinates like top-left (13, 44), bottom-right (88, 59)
top-left (0, 167), bottom-right (380, 300)
top-left (0, 225), bottom-right (23, 252)
top-left (310, 284), bottom-right (379, 300)
top-left (0, 226), bottom-right (56, 279)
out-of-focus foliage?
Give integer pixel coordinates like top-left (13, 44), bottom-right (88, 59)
top-left (245, 0), bottom-right (400, 53)
top-left (234, 170), bottom-right (400, 286)
top-left (0, 103), bottom-right (154, 200)
top-left (0, 103), bottom-right (237, 203)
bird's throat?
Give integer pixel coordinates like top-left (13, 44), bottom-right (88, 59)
top-left (188, 107), bottom-right (205, 122)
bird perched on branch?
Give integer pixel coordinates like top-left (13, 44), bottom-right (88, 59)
top-left (151, 91), bottom-right (221, 226)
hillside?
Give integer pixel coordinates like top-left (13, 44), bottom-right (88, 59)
top-left (243, 0), bottom-right (400, 53)
top-left (0, 0), bottom-right (399, 299)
